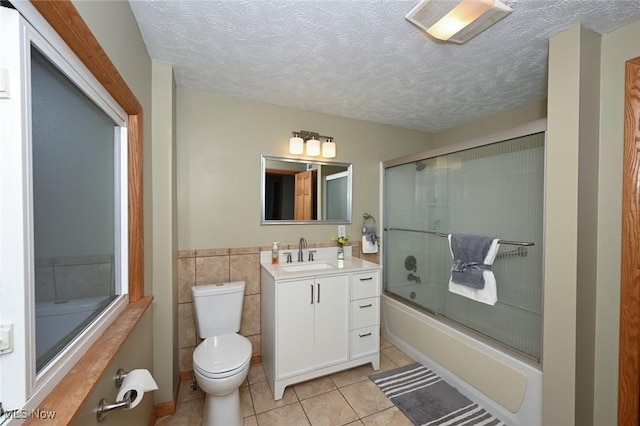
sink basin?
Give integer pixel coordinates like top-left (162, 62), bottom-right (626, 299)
top-left (282, 262), bottom-right (334, 272)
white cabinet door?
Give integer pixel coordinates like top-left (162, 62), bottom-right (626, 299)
top-left (276, 278), bottom-right (315, 379)
top-left (314, 274), bottom-right (349, 369)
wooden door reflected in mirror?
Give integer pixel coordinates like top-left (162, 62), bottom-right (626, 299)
top-left (294, 170), bottom-right (317, 220)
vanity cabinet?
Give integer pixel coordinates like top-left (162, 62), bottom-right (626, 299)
top-left (261, 263), bottom-right (381, 400)
top-left (276, 274), bottom-right (349, 379)
top-left (350, 271), bottom-right (380, 359)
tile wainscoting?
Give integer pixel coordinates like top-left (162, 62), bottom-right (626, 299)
top-left (177, 241), bottom-right (380, 373)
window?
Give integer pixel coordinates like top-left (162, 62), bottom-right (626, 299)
top-left (0, 5), bottom-right (129, 415)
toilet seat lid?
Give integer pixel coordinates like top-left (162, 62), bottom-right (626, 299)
top-left (193, 334), bottom-right (252, 374)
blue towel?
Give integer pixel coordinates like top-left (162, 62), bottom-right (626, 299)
top-left (449, 234), bottom-right (495, 289)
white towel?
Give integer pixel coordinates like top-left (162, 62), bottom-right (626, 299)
top-left (448, 236), bottom-right (500, 305)
top-left (362, 235), bottom-right (378, 253)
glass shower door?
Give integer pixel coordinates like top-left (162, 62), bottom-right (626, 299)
top-left (383, 133), bottom-right (544, 359)
top-left (383, 157), bottom-right (449, 314)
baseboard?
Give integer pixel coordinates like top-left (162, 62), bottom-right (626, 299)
top-left (180, 369), bottom-right (194, 382)
top-left (152, 374), bottom-right (180, 423)
top-left (154, 400), bottom-right (176, 419)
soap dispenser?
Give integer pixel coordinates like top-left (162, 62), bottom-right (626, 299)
top-left (271, 242), bottom-right (279, 265)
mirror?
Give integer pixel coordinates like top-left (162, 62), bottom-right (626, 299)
top-left (261, 155), bottom-right (352, 224)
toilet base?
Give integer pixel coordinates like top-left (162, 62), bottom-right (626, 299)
top-left (202, 388), bottom-right (242, 426)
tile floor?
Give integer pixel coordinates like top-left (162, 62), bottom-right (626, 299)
top-left (156, 337), bottom-right (417, 426)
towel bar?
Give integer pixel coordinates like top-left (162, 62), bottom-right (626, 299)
top-left (384, 227), bottom-right (535, 247)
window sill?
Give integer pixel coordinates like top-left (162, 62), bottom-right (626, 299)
top-left (24, 295), bottom-right (153, 425)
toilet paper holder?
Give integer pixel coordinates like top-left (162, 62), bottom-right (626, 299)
top-left (115, 368), bottom-right (128, 388)
top-left (96, 390), bottom-right (136, 422)
top-left (95, 369), bottom-right (132, 422)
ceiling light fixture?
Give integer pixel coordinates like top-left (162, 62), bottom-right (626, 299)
top-left (405, 0), bottom-right (512, 44)
top-left (288, 130), bottom-right (337, 158)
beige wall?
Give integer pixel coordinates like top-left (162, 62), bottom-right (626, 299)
top-left (542, 24), bottom-right (583, 426)
top-left (575, 27), bottom-right (601, 426)
top-left (176, 89), bottom-right (432, 250)
top-left (432, 100), bottom-right (547, 148)
top-left (151, 62), bottom-right (179, 404)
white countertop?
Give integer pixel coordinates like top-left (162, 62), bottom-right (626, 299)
top-left (261, 256), bottom-right (381, 280)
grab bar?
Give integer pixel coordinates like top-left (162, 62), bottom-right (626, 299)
top-left (384, 227), bottom-right (535, 247)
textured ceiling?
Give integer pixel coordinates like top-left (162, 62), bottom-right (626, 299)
top-left (129, 0), bottom-right (640, 133)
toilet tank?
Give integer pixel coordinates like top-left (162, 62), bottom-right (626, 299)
top-left (192, 281), bottom-right (245, 339)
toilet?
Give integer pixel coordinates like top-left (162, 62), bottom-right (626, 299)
top-left (191, 281), bottom-right (252, 426)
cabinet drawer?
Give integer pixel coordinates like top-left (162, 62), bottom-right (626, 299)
top-left (351, 271), bottom-right (380, 300)
top-left (350, 326), bottom-right (379, 359)
top-left (351, 297), bottom-right (379, 330)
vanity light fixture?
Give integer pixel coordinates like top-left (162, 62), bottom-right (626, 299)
top-left (289, 130), bottom-right (337, 158)
top-left (405, 0), bottom-right (512, 44)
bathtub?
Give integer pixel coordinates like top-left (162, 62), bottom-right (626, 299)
top-left (381, 294), bottom-right (542, 426)
top-left (35, 295), bottom-right (112, 364)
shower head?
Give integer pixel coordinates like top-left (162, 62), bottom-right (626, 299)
top-left (415, 161), bottom-right (426, 172)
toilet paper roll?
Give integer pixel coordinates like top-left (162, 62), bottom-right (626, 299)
top-left (116, 369), bottom-right (158, 409)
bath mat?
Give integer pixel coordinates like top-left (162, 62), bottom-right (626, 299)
top-left (370, 363), bottom-right (505, 425)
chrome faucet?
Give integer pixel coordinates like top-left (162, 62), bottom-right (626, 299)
top-left (298, 237), bottom-right (307, 262)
